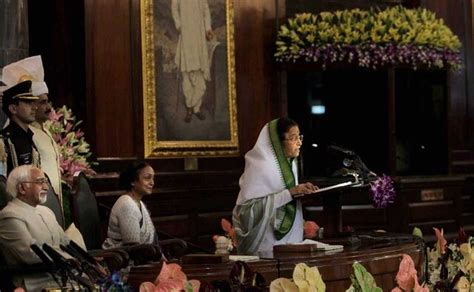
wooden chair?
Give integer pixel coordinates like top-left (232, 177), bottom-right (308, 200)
top-left (41, 177), bottom-right (65, 229)
top-left (0, 175), bottom-right (10, 210)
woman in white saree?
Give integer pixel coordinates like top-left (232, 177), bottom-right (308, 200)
top-left (233, 118), bottom-right (318, 254)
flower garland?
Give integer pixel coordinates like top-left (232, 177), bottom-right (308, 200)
top-left (275, 6), bottom-right (462, 70)
top-left (45, 106), bottom-right (97, 185)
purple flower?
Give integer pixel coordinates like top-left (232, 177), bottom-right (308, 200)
top-left (277, 43), bottom-right (462, 70)
top-left (370, 174), bottom-right (396, 208)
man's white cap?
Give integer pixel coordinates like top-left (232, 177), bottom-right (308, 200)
top-left (1, 55), bottom-right (48, 96)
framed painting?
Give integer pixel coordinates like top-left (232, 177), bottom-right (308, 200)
top-left (141, 0), bottom-right (239, 157)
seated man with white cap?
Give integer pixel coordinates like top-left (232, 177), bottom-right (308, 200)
top-left (2, 55), bottom-right (62, 203)
top-left (0, 80), bottom-right (40, 175)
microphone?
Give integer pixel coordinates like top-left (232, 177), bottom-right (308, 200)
top-left (43, 243), bottom-right (95, 290)
top-left (61, 243), bottom-right (107, 281)
top-left (31, 244), bottom-right (65, 288)
top-left (156, 229), bottom-right (211, 255)
top-left (68, 240), bottom-right (108, 278)
top-left (69, 240), bottom-right (98, 265)
top-left (328, 144), bottom-right (355, 156)
top-left (30, 244), bottom-right (54, 267)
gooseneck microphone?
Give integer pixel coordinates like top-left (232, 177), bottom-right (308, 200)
top-left (69, 240), bottom-right (99, 266)
top-left (42, 243), bottom-right (95, 291)
top-left (30, 244), bottom-right (54, 266)
top-left (60, 243), bottom-right (107, 281)
top-left (30, 244), bottom-right (64, 288)
top-left (68, 240), bottom-right (108, 278)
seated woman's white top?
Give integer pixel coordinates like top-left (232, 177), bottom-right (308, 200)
top-left (102, 195), bottom-right (156, 249)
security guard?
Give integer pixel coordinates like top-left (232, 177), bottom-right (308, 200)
top-left (0, 80), bottom-right (40, 175)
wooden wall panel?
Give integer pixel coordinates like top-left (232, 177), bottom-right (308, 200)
top-left (28, 0), bottom-right (86, 128)
top-left (233, 0), bottom-right (284, 153)
top-left (84, 0), bottom-right (135, 157)
top-left (421, 0), bottom-right (474, 167)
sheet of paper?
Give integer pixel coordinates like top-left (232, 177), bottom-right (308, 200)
top-left (291, 239), bottom-right (344, 251)
top-left (293, 181), bottom-right (353, 198)
top-left (229, 255), bottom-right (260, 262)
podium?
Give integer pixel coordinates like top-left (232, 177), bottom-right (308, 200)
top-left (298, 178), bottom-right (360, 238)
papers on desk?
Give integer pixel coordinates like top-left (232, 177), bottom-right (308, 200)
top-left (273, 239), bottom-right (343, 254)
top-left (229, 255), bottom-right (260, 262)
top-left (293, 181), bottom-right (353, 198)
top-left (294, 239), bottom-right (344, 251)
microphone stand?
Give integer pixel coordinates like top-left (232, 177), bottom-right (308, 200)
top-left (30, 244), bottom-right (64, 289)
top-left (156, 229), bottom-right (212, 254)
top-left (42, 243), bottom-right (95, 291)
top-left (60, 243), bottom-right (107, 282)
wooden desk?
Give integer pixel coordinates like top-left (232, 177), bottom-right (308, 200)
top-left (128, 259), bottom-right (278, 290)
top-left (274, 241), bottom-right (423, 291)
top-left (128, 234), bottom-right (424, 291)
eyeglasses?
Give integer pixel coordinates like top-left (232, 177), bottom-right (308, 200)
top-left (284, 134), bottom-right (304, 143)
top-left (20, 178), bottom-right (49, 186)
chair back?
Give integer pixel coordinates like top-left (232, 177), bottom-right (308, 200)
top-left (40, 178), bottom-right (65, 229)
top-left (70, 172), bottom-right (102, 249)
top-left (0, 175), bottom-right (10, 210)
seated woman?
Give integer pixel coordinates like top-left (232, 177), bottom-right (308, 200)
top-left (233, 118), bottom-right (318, 254)
top-left (102, 162), bottom-right (157, 249)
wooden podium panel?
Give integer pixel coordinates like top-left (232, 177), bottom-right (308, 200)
top-left (275, 240), bottom-right (424, 291)
top-left (128, 234), bottom-right (424, 291)
top-left (128, 259), bottom-right (278, 290)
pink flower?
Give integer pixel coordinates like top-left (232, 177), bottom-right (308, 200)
top-left (64, 122), bottom-right (73, 133)
top-left (304, 221), bottom-right (320, 238)
top-left (433, 227), bottom-right (447, 255)
top-left (140, 262), bottom-right (200, 292)
top-left (221, 218), bottom-right (238, 247)
top-left (155, 279), bottom-right (185, 291)
top-left (156, 262), bottom-right (187, 283)
top-left (48, 108), bottom-right (63, 122)
top-left (75, 129), bottom-right (84, 138)
top-left (139, 282), bottom-right (155, 292)
top-left (395, 254), bottom-right (417, 291)
top-left (413, 274), bottom-right (429, 292)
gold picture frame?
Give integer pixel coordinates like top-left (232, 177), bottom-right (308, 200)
top-left (141, 0), bottom-right (238, 157)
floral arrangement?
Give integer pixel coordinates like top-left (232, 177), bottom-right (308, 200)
top-left (275, 6), bottom-right (462, 70)
top-left (426, 227), bottom-right (474, 291)
top-left (45, 105), bottom-right (97, 185)
top-left (139, 262), bottom-right (200, 292)
top-left (270, 262), bottom-right (326, 291)
top-left (369, 174), bottom-right (396, 208)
